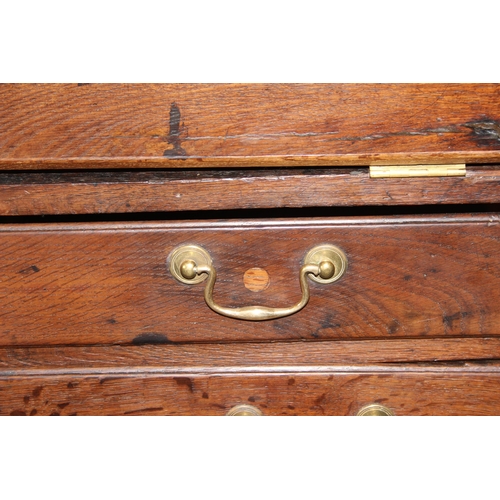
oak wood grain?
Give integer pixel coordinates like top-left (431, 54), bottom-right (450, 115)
top-left (1, 338), bottom-right (500, 373)
top-left (1, 84), bottom-right (499, 169)
top-left (2, 367), bottom-right (500, 415)
top-left (1, 166), bottom-right (499, 216)
top-left (3, 84), bottom-right (500, 417)
top-left (1, 215), bottom-right (499, 346)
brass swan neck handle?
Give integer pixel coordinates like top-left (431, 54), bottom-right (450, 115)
top-left (169, 244), bottom-right (347, 322)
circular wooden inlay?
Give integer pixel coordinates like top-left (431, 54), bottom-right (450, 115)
top-left (243, 268), bottom-right (270, 292)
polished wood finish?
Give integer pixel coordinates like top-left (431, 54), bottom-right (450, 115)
top-left (2, 338), bottom-right (500, 371)
top-left (1, 166), bottom-right (500, 216)
top-left (2, 340), bottom-right (500, 415)
top-left (2, 84), bottom-right (500, 415)
top-left (1, 215), bottom-right (499, 346)
top-left (2, 366), bottom-right (500, 415)
top-left (1, 84), bottom-right (499, 170)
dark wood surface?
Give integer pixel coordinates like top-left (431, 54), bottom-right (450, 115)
top-left (1, 166), bottom-right (500, 216)
top-left (2, 366), bottom-right (500, 415)
top-left (2, 84), bottom-right (500, 415)
top-left (1, 84), bottom-right (500, 169)
top-left (1, 215), bottom-right (499, 346)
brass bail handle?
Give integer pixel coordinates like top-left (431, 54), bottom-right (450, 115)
top-left (168, 244), bottom-right (348, 321)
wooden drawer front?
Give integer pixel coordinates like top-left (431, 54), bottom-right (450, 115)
top-left (2, 368), bottom-right (500, 416)
top-left (0, 214), bottom-right (499, 346)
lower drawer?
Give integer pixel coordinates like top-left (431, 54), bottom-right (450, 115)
top-left (3, 366), bottom-right (500, 415)
top-left (1, 213), bottom-right (499, 345)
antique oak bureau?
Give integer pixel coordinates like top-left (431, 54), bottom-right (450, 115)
top-left (0, 84), bottom-right (499, 416)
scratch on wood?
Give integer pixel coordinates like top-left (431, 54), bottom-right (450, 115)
top-left (123, 407), bottom-right (164, 415)
top-left (326, 126), bottom-right (462, 142)
top-left (183, 126), bottom-right (462, 143)
top-left (182, 121), bottom-right (500, 144)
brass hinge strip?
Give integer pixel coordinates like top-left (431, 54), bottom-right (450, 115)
top-left (369, 164), bottom-right (466, 178)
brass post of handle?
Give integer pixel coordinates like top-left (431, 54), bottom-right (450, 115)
top-left (168, 244), bottom-right (347, 321)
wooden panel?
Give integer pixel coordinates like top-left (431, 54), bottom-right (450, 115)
top-left (2, 366), bottom-right (500, 415)
top-left (0, 215), bottom-right (499, 346)
top-left (1, 166), bottom-right (500, 216)
top-left (1, 84), bottom-right (499, 169)
top-left (1, 338), bottom-right (500, 372)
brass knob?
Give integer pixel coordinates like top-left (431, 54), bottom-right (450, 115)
top-left (226, 404), bottom-right (263, 416)
top-left (180, 259), bottom-right (198, 280)
top-left (318, 259), bottom-right (335, 280)
top-left (357, 404), bottom-right (395, 416)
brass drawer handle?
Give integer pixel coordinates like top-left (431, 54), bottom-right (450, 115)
top-left (169, 244), bottom-right (347, 321)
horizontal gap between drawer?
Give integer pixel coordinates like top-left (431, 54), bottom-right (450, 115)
top-left (1, 204), bottom-right (500, 224)
top-left (0, 164), bottom-right (499, 183)
top-left (0, 166), bottom-right (499, 218)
